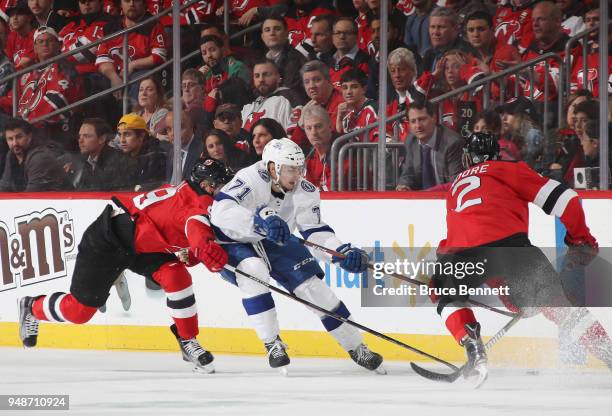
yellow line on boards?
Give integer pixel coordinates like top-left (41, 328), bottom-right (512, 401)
top-left (0, 322), bottom-right (605, 369)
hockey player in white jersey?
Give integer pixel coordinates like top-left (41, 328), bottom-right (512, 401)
top-left (210, 138), bottom-right (384, 374)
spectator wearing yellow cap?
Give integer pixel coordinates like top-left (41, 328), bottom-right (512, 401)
top-left (117, 113), bottom-right (167, 191)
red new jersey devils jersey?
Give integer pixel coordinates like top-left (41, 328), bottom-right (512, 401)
top-left (6, 61), bottom-right (83, 125)
top-left (230, 0), bottom-right (271, 18)
top-left (116, 181), bottom-right (216, 255)
top-left (95, 16), bottom-right (167, 72)
top-left (570, 52), bottom-right (612, 98)
top-left (285, 5), bottom-right (335, 48)
top-left (493, 5), bottom-right (533, 53)
top-left (442, 161), bottom-right (592, 250)
top-left (4, 30), bottom-right (34, 68)
top-left (60, 14), bottom-right (114, 74)
top-left (342, 99), bottom-right (379, 142)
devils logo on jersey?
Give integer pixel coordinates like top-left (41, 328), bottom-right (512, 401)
top-left (243, 110), bottom-right (266, 132)
top-left (288, 30), bottom-right (305, 47)
top-left (576, 68), bottom-right (598, 90)
top-left (19, 76), bottom-right (46, 117)
top-left (495, 21), bottom-right (520, 42)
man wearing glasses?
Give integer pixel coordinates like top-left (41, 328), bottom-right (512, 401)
top-left (329, 16), bottom-right (371, 91)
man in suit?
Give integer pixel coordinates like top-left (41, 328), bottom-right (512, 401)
top-left (396, 101), bottom-right (464, 190)
top-left (165, 110), bottom-right (204, 182)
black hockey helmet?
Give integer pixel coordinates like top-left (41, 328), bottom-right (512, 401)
top-left (188, 158), bottom-right (234, 194)
top-left (462, 132), bottom-right (500, 168)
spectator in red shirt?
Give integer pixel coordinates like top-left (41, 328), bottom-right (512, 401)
top-left (336, 68), bottom-right (379, 142)
top-left (283, 0), bottom-right (335, 55)
top-left (60, 0), bottom-right (115, 76)
top-left (520, 1), bottom-right (576, 104)
top-left (250, 117), bottom-right (286, 158)
top-left (5, 2), bottom-right (35, 69)
top-left (0, 27), bottom-right (83, 148)
top-left (352, 0), bottom-right (370, 52)
top-left (569, 5), bottom-right (612, 98)
top-left (437, 49), bottom-right (482, 137)
top-left (329, 16), bottom-right (371, 92)
top-left (300, 60), bottom-right (343, 134)
top-left (303, 99), bottom-right (337, 191)
top-left (96, 0), bottom-right (167, 104)
top-left (465, 10), bottom-right (520, 74)
top-left (493, 0), bottom-right (535, 53)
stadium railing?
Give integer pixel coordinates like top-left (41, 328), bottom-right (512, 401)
top-left (0, 0), bottom-right (204, 119)
top-left (562, 20), bottom-right (612, 105)
top-left (330, 53), bottom-right (566, 191)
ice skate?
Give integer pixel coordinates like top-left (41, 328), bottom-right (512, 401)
top-left (349, 344), bottom-right (386, 374)
top-left (461, 323), bottom-right (488, 388)
top-left (18, 297), bottom-right (39, 348)
top-left (265, 336), bottom-right (290, 375)
top-left (170, 324), bottom-right (215, 373)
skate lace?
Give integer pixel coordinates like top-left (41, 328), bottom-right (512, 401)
top-left (182, 338), bottom-right (206, 359)
top-left (25, 313), bottom-right (39, 336)
top-left (267, 339), bottom-right (288, 359)
top-left (352, 344), bottom-right (374, 362)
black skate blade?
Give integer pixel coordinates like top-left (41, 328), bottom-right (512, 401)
top-left (410, 362), bottom-right (462, 383)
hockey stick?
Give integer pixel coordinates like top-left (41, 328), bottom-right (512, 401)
top-left (409, 311), bottom-right (523, 383)
top-left (224, 264), bottom-right (460, 371)
top-left (294, 237), bottom-right (518, 318)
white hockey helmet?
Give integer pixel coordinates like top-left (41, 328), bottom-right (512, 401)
top-left (262, 138), bottom-right (305, 172)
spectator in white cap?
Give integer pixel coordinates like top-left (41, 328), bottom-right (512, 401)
top-left (0, 25), bottom-right (82, 149)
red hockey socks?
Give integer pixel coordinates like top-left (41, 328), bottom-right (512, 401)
top-left (32, 293), bottom-right (97, 324)
top-left (153, 262), bottom-right (199, 340)
top-left (443, 307), bottom-right (478, 344)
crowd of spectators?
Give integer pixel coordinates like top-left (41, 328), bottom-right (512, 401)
top-left (0, 0), bottom-right (610, 193)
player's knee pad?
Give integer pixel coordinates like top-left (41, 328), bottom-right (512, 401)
top-left (294, 276), bottom-right (340, 318)
top-left (152, 261), bottom-right (193, 293)
top-left (235, 257), bottom-right (271, 298)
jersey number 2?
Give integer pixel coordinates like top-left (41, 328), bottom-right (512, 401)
top-left (451, 176), bottom-right (482, 212)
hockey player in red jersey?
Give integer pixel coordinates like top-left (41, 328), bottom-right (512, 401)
top-left (18, 159), bottom-right (233, 372)
top-left (431, 132), bottom-right (611, 387)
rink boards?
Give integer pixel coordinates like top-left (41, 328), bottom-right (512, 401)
top-left (1, 191), bottom-right (611, 368)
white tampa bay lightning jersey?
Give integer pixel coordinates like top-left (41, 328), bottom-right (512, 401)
top-left (210, 161), bottom-right (342, 257)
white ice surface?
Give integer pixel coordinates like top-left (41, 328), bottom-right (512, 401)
top-left (1, 347), bottom-right (611, 416)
